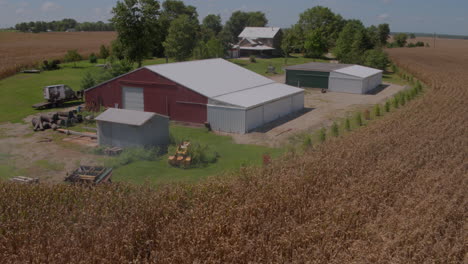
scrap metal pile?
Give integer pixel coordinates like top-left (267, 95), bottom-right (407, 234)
top-left (31, 111), bottom-right (83, 131)
top-left (64, 166), bottom-right (113, 184)
top-left (168, 141), bottom-right (192, 168)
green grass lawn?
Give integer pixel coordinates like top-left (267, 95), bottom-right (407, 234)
top-left (111, 125), bottom-right (284, 185)
top-left (229, 55), bottom-right (328, 76)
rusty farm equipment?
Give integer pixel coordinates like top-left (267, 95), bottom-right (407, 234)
top-left (32, 84), bottom-right (83, 109)
top-left (64, 166), bottom-right (113, 184)
top-left (168, 141), bottom-right (192, 168)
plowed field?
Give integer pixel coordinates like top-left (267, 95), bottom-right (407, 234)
top-left (0, 40), bottom-right (466, 263)
top-left (0, 32), bottom-right (116, 79)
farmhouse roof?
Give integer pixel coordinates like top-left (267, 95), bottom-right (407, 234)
top-left (96, 108), bottom-right (166, 126)
top-left (238, 27), bottom-right (281, 39)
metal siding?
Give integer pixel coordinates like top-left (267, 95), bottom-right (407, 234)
top-left (263, 97), bottom-right (293, 123)
top-left (292, 92), bottom-right (304, 112)
top-left (329, 72), bottom-right (364, 94)
top-left (122, 87), bottom-right (144, 111)
top-left (98, 116), bottom-right (169, 148)
top-left (245, 106), bottom-right (264, 132)
top-left (286, 70), bottom-right (329, 88)
top-left (208, 106), bottom-right (246, 134)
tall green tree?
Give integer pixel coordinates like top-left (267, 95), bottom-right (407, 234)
top-left (281, 28), bottom-right (297, 64)
top-left (363, 49), bottom-right (389, 70)
top-left (111, 0), bottom-right (160, 67)
top-left (156, 0), bottom-right (199, 57)
top-left (296, 6), bottom-right (345, 50)
top-left (163, 15), bottom-right (198, 61)
top-left (202, 14), bottom-right (223, 35)
top-left (377, 23), bottom-right (390, 45)
top-left (304, 29), bottom-right (327, 58)
top-left (224, 11), bottom-right (268, 43)
top-left (334, 20), bottom-right (372, 64)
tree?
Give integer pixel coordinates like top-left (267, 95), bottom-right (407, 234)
top-left (409, 33), bottom-right (416, 39)
top-left (362, 49), bottom-right (389, 70)
top-left (377, 23), bottom-right (390, 45)
top-left (393, 33), bottom-right (408, 47)
top-left (367, 25), bottom-right (380, 47)
top-left (281, 28), bottom-right (297, 64)
top-left (224, 11), bottom-right (268, 43)
top-left (111, 0), bottom-right (160, 67)
top-left (334, 20), bottom-right (372, 64)
top-left (296, 6), bottom-right (345, 50)
top-left (81, 72), bottom-right (96, 90)
top-left (89, 53), bottom-right (98, 63)
top-left (99, 45), bottom-right (110, 59)
top-left (64, 50), bottom-right (82, 68)
top-left (202, 14), bottom-right (222, 35)
top-left (205, 37), bottom-right (225, 58)
top-left (163, 15), bottom-right (198, 61)
top-left (304, 29), bottom-right (327, 58)
top-left (157, 0), bottom-right (199, 57)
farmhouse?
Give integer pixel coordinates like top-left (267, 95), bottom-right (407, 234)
top-left (285, 62), bottom-right (383, 94)
top-left (233, 27), bottom-right (283, 57)
top-left (96, 108), bottom-right (169, 149)
top-left (85, 59), bottom-right (304, 134)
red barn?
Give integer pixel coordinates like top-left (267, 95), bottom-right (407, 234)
top-left (85, 59), bottom-right (304, 134)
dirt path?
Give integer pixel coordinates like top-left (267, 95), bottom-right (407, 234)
top-left (227, 75), bottom-right (407, 147)
top-left (0, 113), bottom-right (101, 183)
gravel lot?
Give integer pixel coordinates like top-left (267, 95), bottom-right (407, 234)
top-left (226, 75), bottom-right (407, 147)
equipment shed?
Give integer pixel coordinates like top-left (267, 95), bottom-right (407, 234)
top-left (86, 59), bottom-right (304, 134)
top-left (96, 108), bottom-right (169, 149)
top-left (285, 62), bottom-right (383, 94)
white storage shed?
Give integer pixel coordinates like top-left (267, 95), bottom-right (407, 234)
top-left (96, 108), bottom-right (169, 149)
top-left (329, 65), bottom-right (383, 94)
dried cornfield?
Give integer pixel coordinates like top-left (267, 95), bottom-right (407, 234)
top-left (0, 40), bottom-right (467, 263)
top-left (0, 32), bottom-right (116, 79)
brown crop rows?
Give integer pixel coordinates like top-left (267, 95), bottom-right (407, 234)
top-left (0, 40), bottom-right (467, 263)
top-left (0, 32), bottom-right (116, 79)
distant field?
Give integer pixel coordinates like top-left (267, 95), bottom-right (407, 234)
top-left (0, 31), bottom-right (116, 79)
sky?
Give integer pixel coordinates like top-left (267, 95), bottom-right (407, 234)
top-left (0, 0), bottom-right (467, 35)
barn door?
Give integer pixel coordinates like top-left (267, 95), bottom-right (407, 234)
top-left (122, 87), bottom-right (144, 111)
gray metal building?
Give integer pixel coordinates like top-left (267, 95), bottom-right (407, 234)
top-left (285, 62), bottom-right (383, 94)
top-left (96, 108), bottom-right (169, 149)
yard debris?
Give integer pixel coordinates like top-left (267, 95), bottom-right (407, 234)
top-left (10, 176), bottom-right (40, 184)
top-left (32, 110), bottom-right (83, 132)
top-left (57, 129), bottom-right (97, 139)
top-left (104, 147), bottom-right (123, 156)
top-left (64, 166), bottom-right (113, 184)
top-left (22, 69), bottom-right (41, 74)
top-left (168, 141), bottom-right (192, 168)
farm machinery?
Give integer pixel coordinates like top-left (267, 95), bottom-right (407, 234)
top-left (32, 84), bottom-right (83, 109)
top-left (168, 141), bottom-right (192, 168)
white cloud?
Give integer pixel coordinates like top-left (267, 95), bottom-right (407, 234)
top-left (15, 7), bottom-right (25, 14)
top-left (378, 13), bottom-right (390, 20)
top-left (41, 1), bottom-right (60, 12)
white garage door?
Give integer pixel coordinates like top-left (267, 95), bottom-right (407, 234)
top-left (122, 87), bottom-right (144, 111)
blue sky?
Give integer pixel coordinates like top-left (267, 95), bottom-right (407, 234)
top-left (0, 0), bottom-right (467, 35)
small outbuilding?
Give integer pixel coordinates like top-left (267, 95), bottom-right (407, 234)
top-left (285, 62), bottom-right (383, 94)
top-left (95, 108), bottom-right (169, 149)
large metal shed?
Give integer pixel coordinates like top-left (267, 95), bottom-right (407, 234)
top-left (285, 62), bottom-right (350, 89)
top-left (329, 65), bottom-right (383, 94)
top-left (96, 108), bottom-right (169, 149)
top-left (285, 62), bottom-right (382, 94)
top-left (86, 59), bottom-right (304, 134)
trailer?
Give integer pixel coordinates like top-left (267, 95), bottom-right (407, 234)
top-left (32, 84), bottom-right (83, 109)
top-left (64, 166), bottom-right (113, 184)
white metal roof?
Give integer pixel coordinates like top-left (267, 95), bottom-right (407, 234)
top-left (212, 82), bottom-right (303, 109)
top-left (239, 45), bottom-right (275, 51)
top-left (238, 27), bottom-right (281, 39)
top-left (96, 108), bottom-right (165, 126)
top-left (145, 58), bottom-right (275, 98)
top-left (333, 65), bottom-right (382, 78)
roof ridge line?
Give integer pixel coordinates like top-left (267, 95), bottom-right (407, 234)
top-left (212, 81), bottom-right (276, 98)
